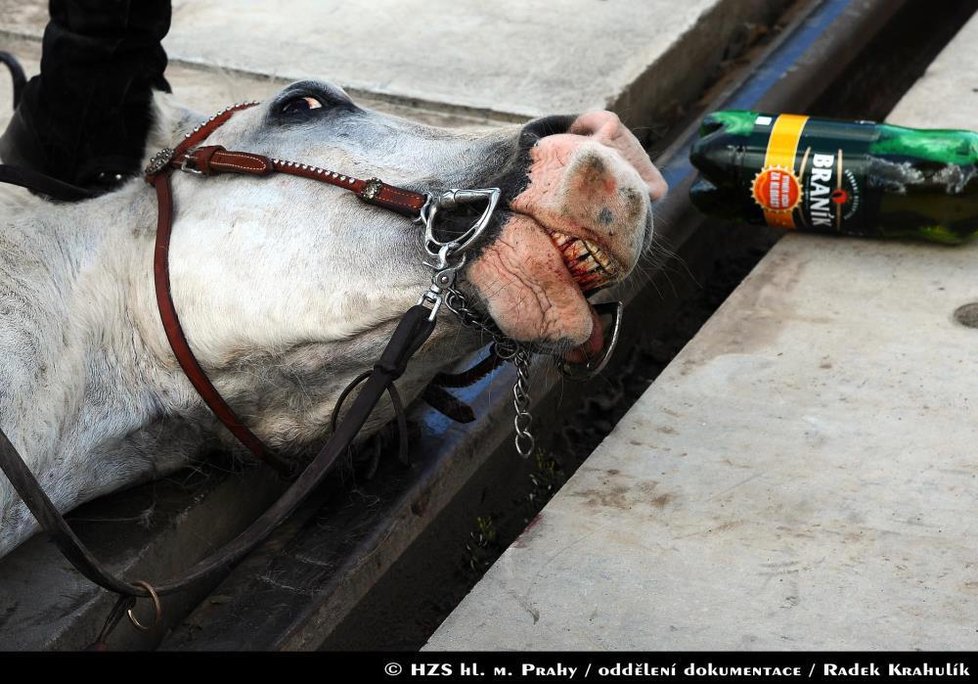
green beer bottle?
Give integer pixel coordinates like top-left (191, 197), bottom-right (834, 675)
top-left (689, 110), bottom-right (978, 244)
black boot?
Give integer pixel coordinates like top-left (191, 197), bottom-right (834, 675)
top-left (0, 0), bottom-right (172, 196)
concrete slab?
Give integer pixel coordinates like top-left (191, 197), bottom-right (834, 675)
top-left (0, 0), bottom-right (805, 651)
top-left (0, 35), bottom-right (494, 129)
top-left (886, 13), bottom-right (978, 131)
top-left (429, 235), bottom-right (978, 651)
top-left (0, 460), bottom-right (288, 650)
top-left (0, 0), bottom-right (792, 126)
top-left (426, 11), bottom-right (978, 651)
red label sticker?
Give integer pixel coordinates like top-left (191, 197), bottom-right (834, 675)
top-left (752, 166), bottom-right (801, 214)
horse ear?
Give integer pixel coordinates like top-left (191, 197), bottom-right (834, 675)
top-left (144, 90), bottom-right (204, 159)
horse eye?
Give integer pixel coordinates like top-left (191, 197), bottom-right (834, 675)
top-left (281, 96), bottom-right (324, 114)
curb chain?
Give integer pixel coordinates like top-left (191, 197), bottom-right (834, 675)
top-left (444, 287), bottom-right (536, 458)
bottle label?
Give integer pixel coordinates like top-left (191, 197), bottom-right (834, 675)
top-left (749, 114), bottom-right (879, 233)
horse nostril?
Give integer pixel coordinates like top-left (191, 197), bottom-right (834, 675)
top-left (521, 114), bottom-right (576, 145)
top-left (569, 110), bottom-right (623, 141)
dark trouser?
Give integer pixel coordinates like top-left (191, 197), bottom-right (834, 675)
top-left (1, 0), bottom-right (171, 189)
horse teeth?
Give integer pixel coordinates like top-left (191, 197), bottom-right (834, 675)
top-left (581, 238), bottom-right (617, 275)
top-left (547, 231), bottom-right (622, 291)
top-left (550, 231), bottom-right (572, 248)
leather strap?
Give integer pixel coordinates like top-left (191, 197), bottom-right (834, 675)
top-left (420, 350), bottom-right (507, 423)
top-left (147, 102), bottom-right (294, 473)
top-left (0, 304), bottom-right (436, 601)
top-left (0, 101), bottom-right (440, 635)
top-left (150, 171), bottom-right (293, 475)
top-left (194, 146), bottom-right (271, 175)
top-left (271, 157), bottom-right (427, 216)
top-left (142, 102), bottom-right (431, 472)
top-left (173, 145), bottom-right (428, 217)
top-left (429, 350), bottom-right (506, 388)
top-left (0, 163), bottom-right (96, 202)
top-left (0, 428), bottom-right (142, 595)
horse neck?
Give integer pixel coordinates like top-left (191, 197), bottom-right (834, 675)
top-left (0, 186), bottom-right (206, 544)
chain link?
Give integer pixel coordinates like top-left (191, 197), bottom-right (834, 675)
top-left (418, 221), bottom-right (538, 458)
top-left (511, 347), bottom-right (535, 457)
top-left (444, 286), bottom-right (536, 458)
top-left (444, 289), bottom-right (504, 340)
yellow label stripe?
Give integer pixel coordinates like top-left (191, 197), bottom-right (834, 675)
top-left (762, 114), bottom-right (808, 228)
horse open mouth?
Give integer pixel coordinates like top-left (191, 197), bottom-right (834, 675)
top-left (547, 230), bottom-right (623, 296)
top-left (465, 110), bottom-right (665, 364)
top-left (539, 228), bottom-right (620, 365)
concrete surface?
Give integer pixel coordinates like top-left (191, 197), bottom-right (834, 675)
top-left (0, 35), bottom-right (487, 129)
top-left (426, 12), bottom-right (978, 650)
top-left (0, 462), bottom-right (288, 650)
top-left (0, 0), bottom-right (792, 126)
top-left (886, 12), bottom-right (978, 130)
top-left (0, 0), bottom-right (804, 650)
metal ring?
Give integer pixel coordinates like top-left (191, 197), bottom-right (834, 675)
top-left (126, 581), bottom-right (162, 632)
top-left (514, 431), bottom-right (535, 458)
top-left (514, 412), bottom-right (533, 432)
top-left (558, 301), bottom-right (624, 380)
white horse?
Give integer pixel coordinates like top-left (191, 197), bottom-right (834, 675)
top-left (0, 80), bottom-right (666, 557)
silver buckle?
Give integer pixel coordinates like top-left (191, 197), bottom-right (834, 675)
top-left (179, 154), bottom-right (204, 176)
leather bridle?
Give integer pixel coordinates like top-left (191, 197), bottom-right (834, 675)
top-left (0, 98), bottom-right (628, 647)
top-left (0, 101), bottom-right (509, 645)
top-left (147, 101), bottom-right (448, 474)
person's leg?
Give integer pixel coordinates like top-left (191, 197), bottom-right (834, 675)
top-left (0, 0), bottom-right (171, 193)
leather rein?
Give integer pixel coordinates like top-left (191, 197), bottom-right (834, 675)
top-left (147, 101), bottom-right (432, 475)
top-left (0, 101), bottom-right (506, 642)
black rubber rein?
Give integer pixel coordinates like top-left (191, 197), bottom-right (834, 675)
top-left (0, 303), bottom-right (436, 600)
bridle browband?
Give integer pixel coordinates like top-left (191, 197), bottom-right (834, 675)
top-left (0, 100), bottom-right (622, 646)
